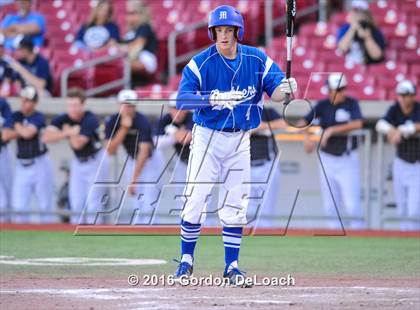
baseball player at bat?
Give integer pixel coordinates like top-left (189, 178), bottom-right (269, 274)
top-left (301, 73), bottom-right (364, 229)
top-left (173, 5), bottom-right (297, 285)
top-left (0, 97), bottom-right (13, 222)
top-left (3, 86), bottom-right (55, 223)
top-left (104, 89), bottom-right (164, 224)
top-left (42, 88), bottom-right (109, 224)
top-left (375, 80), bottom-right (420, 231)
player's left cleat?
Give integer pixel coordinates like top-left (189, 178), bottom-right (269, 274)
top-left (173, 259), bottom-right (193, 282)
top-left (223, 267), bottom-right (253, 288)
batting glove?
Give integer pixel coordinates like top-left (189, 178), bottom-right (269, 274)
top-left (279, 77), bottom-right (298, 94)
top-left (209, 90), bottom-right (244, 110)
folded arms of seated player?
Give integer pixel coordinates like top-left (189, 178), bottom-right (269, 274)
top-left (376, 119), bottom-right (420, 145)
top-left (42, 124), bottom-right (89, 150)
top-left (2, 121), bottom-right (38, 141)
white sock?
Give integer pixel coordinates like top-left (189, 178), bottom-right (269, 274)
top-left (181, 254), bottom-right (193, 265)
top-left (227, 260), bottom-right (238, 272)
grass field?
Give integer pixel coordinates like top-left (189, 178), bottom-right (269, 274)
top-left (1, 230), bottom-right (419, 277)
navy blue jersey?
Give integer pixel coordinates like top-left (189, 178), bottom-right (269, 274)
top-left (6, 110), bottom-right (48, 159)
top-left (76, 22), bottom-right (120, 49)
top-left (0, 98), bottom-right (12, 150)
top-left (177, 44), bottom-right (284, 131)
top-left (157, 112), bottom-right (194, 163)
top-left (250, 108), bottom-right (281, 162)
top-left (123, 23), bottom-right (157, 53)
top-left (383, 102), bottom-right (420, 163)
top-left (51, 111), bottom-right (102, 158)
top-left (105, 112), bottom-right (153, 158)
top-left (305, 96), bottom-right (363, 156)
top-left (16, 54), bottom-right (53, 92)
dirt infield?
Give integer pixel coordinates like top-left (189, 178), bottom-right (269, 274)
top-left (1, 276), bottom-right (419, 310)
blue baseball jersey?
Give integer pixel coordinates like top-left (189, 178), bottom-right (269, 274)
top-left (382, 102), bottom-right (420, 163)
top-left (305, 96), bottom-right (363, 156)
top-left (177, 44), bottom-right (284, 131)
top-left (250, 107), bottom-right (281, 162)
top-left (51, 111), bottom-right (102, 158)
top-left (0, 98), bottom-right (12, 150)
top-left (6, 110), bottom-right (48, 159)
top-left (105, 112), bottom-right (153, 159)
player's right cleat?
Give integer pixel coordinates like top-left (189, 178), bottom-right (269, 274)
top-left (173, 259), bottom-right (193, 280)
top-left (223, 267), bottom-right (253, 288)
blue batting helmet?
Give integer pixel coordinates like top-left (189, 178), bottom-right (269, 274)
top-left (208, 5), bottom-right (244, 41)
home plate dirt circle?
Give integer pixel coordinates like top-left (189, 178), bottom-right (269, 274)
top-left (0, 257), bottom-right (167, 266)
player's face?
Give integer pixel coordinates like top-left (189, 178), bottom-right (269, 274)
top-left (66, 97), bottom-right (85, 121)
top-left (329, 87), bottom-right (346, 105)
top-left (96, 2), bottom-right (111, 25)
top-left (120, 103), bottom-right (135, 116)
top-left (170, 107), bottom-right (187, 123)
top-left (215, 26), bottom-right (237, 52)
top-left (14, 48), bottom-right (29, 61)
top-left (398, 94), bottom-right (416, 109)
top-left (20, 98), bottom-right (36, 115)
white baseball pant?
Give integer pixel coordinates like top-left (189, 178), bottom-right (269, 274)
top-left (12, 153), bottom-right (55, 223)
top-left (70, 149), bottom-right (109, 224)
top-left (392, 157), bottom-right (420, 231)
top-left (319, 150), bottom-right (363, 229)
top-left (116, 149), bottom-right (164, 225)
top-left (248, 157), bottom-right (281, 228)
top-left (181, 125), bottom-right (251, 226)
top-left (0, 145), bottom-right (13, 222)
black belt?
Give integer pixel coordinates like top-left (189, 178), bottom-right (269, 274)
top-left (77, 153), bottom-right (97, 163)
top-left (251, 159), bottom-right (269, 167)
top-left (219, 127), bottom-right (241, 133)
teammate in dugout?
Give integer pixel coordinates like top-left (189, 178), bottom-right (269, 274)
top-left (104, 89), bottom-right (164, 224)
top-left (173, 5), bottom-right (297, 285)
top-left (42, 88), bottom-right (109, 225)
top-left (375, 80), bottom-right (420, 231)
top-left (156, 92), bottom-right (193, 185)
top-left (301, 73), bottom-right (364, 229)
top-left (248, 107), bottom-right (286, 228)
top-left (0, 97), bottom-right (13, 222)
top-left (2, 86), bottom-right (55, 223)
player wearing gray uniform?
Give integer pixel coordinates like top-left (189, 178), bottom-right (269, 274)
top-left (43, 88), bottom-right (108, 224)
top-left (3, 86), bottom-right (54, 223)
top-left (376, 80), bottom-right (420, 231)
top-left (0, 97), bottom-right (13, 222)
top-left (105, 90), bottom-right (162, 224)
top-left (302, 73), bottom-right (364, 229)
top-left (248, 107), bottom-right (285, 227)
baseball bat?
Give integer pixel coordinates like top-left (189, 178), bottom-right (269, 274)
top-left (284, 0), bottom-right (296, 105)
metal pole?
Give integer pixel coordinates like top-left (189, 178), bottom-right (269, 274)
top-left (318, 0), bottom-right (328, 22)
top-left (265, 0), bottom-right (274, 47)
top-left (168, 31), bottom-right (177, 79)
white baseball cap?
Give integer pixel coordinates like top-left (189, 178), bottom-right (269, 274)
top-left (351, 0), bottom-right (369, 10)
top-left (327, 73), bottom-right (347, 90)
top-left (117, 89), bottom-right (137, 103)
top-left (20, 85), bottom-right (38, 102)
top-left (396, 80), bottom-right (416, 95)
top-left (168, 92), bottom-right (178, 108)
